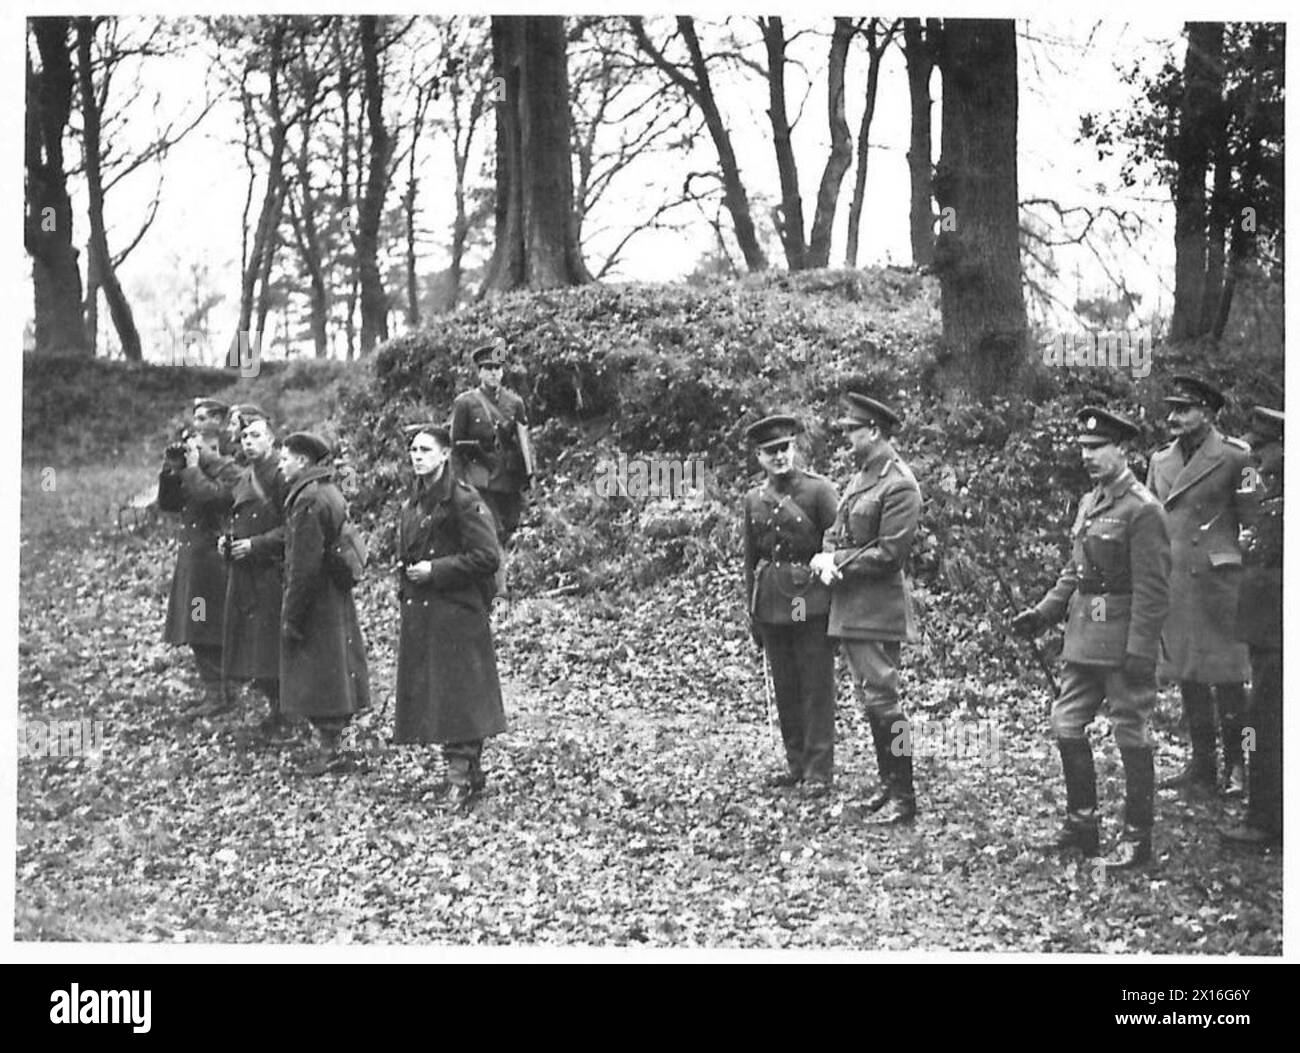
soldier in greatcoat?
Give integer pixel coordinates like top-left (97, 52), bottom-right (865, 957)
top-left (394, 423), bottom-right (506, 809)
top-left (1221, 406), bottom-right (1283, 849)
top-left (1013, 407), bottom-right (1171, 869)
top-left (1146, 375), bottom-right (1259, 797)
top-left (158, 397), bottom-right (242, 705)
top-left (279, 432), bottom-right (371, 775)
top-left (742, 415), bottom-right (839, 793)
top-left (215, 406), bottom-right (288, 735)
top-left (810, 393), bottom-right (923, 825)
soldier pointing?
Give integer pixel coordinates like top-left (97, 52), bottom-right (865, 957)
top-left (1013, 407), bottom-right (1171, 869)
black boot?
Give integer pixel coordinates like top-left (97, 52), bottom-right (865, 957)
top-left (1107, 746), bottom-right (1154, 869)
top-left (870, 717), bottom-right (916, 826)
top-left (1219, 688), bottom-right (1247, 797)
top-left (1052, 738), bottom-right (1099, 856)
top-left (864, 714), bottom-right (895, 812)
top-left (1160, 684), bottom-right (1217, 793)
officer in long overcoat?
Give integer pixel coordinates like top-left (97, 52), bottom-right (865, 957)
top-left (159, 396), bottom-right (242, 703)
top-left (279, 432), bottom-right (371, 774)
top-left (1146, 375), bottom-right (1259, 796)
top-left (394, 423), bottom-right (505, 808)
top-left (810, 393), bottom-right (923, 825)
top-left (217, 406), bottom-right (287, 733)
top-left (742, 414), bottom-right (839, 792)
top-left (1014, 408), bottom-right (1171, 869)
top-left (450, 342), bottom-right (532, 548)
top-left (1221, 406), bottom-right (1283, 848)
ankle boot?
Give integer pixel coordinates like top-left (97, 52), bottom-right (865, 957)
top-left (1107, 747), bottom-right (1154, 869)
top-left (1053, 738), bottom-right (1099, 856)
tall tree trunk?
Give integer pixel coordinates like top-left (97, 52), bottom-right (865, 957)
top-left (334, 19), bottom-right (357, 360)
top-left (357, 14), bottom-right (392, 352)
top-left (932, 19), bottom-right (1027, 396)
top-left (404, 172), bottom-right (419, 328)
top-left (25, 18), bottom-right (88, 355)
top-left (1170, 22), bottom-right (1223, 342)
top-left (481, 16), bottom-right (591, 292)
top-left (760, 17), bottom-right (806, 270)
top-left (76, 17), bottom-right (142, 361)
top-left (627, 16), bottom-right (767, 272)
top-left (903, 17), bottom-right (938, 267)
top-left (845, 20), bottom-right (893, 268)
top-left (807, 18), bottom-right (854, 269)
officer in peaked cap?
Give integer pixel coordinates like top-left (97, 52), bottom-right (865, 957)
top-left (809, 392), bottom-right (923, 824)
top-left (1013, 406), bottom-right (1171, 868)
top-left (451, 341), bottom-right (532, 586)
top-left (1147, 374), bottom-right (1259, 800)
top-left (1221, 405), bottom-right (1284, 849)
top-left (742, 414), bottom-right (840, 794)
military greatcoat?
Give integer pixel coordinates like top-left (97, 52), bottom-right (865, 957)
top-left (221, 454), bottom-right (285, 681)
top-left (159, 447), bottom-right (242, 647)
top-left (393, 468), bottom-right (506, 744)
top-left (280, 465), bottom-right (371, 720)
top-left (1145, 427), bottom-right (1258, 682)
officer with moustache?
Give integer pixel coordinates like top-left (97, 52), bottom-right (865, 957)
top-left (1013, 408), bottom-right (1171, 869)
top-left (811, 393), bottom-right (923, 825)
top-left (1147, 375), bottom-right (1259, 797)
top-left (742, 415), bottom-right (839, 793)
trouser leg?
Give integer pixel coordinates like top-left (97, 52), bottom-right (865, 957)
top-left (794, 618), bottom-right (836, 784)
top-left (843, 639), bottom-right (914, 820)
top-left (1162, 681), bottom-right (1218, 789)
top-left (1216, 682), bottom-right (1247, 792)
top-left (1246, 649), bottom-right (1282, 836)
top-left (760, 624), bottom-right (805, 778)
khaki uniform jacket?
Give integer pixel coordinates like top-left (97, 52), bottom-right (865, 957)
top-left (743, 469), bottom-right (838, 625)
top-left (1146, 427), bottom-right (1258, 681)
top-left (825, 444), bottom-right (922, 642)
top-left (1034, 467), bottom-right (1170, 666)
top-left (450, 385), bottom-right (529, 494)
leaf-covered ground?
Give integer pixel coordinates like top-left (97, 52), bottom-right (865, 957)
top-left (15, 466), bottom-right (1282, 951)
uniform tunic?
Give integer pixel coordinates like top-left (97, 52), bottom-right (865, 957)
top-left (822, 444), bottom-right (922, 722)
top-left (450, 384), bottom-right (530, 541)
top-left (159, 446), bottom-right (242, 650)
top-left (280, 466), bottom-right (371, 721)
top-left (1146, 427), bottom-right (1258, 683)
top-left (742, 468), bottom-right (839, 782)
top-left (1033, 467), bottom-right (1171, 748)
top-left (221, 455), bottom-right (285, 682)
top-left (393, 468), bottom-right (506, 744)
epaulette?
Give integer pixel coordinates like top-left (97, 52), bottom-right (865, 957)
top-left (1225, 436), bottom-right (1251, 451)
top-left (1128, 480), bottom-right (1160, 505)
top-left (1157, 438), bottom-right (1179, 454)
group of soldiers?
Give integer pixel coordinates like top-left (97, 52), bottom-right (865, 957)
top-left (745, 374), bottom-right (1283, 868)
top-left (158, 342), bottom-right (531, 790)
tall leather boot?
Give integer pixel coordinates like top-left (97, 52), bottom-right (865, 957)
top-left (1160, 683), bottom-right (1217, 793)
top-left (1107, 747), bottom-right (1154, 869)
top-left (870, 716), bottom-right (916, 826)
top-left (864, 714), bottom-right (895, 812)
top-left (1051, 738), bottom-right (1099, 856)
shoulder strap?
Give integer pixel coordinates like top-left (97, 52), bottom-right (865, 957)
top-left (473, 388), bottom-right (506, 425)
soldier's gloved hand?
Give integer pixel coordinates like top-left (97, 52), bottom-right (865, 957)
top-left (1010, 608), bottom-right (1042, 637)
top-left (1121, 652), bottom-right (1156, 685)
top-left (810, 552), bottom-right (840, 586)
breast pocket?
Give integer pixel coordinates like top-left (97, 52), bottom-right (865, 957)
top-left (1083, 527), bottom-right (1126, 578)
top-left (848, 495), bottom-right (882, 543)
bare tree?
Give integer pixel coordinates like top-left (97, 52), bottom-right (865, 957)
top-left (933, 19), bottom-right (1028, 396)
top-left (481, 15), bottom-right (591, 292)
top-left (901, 17), bottom-right (939, 267)
top-left (627, 16), bottom-right (767, 272)
top-left (845, 18), bottom-right (900, 268)
top-left (26, 17), bottom-right (89, 355)
top-left (806, 17), bottom-right (854, 269)
top-left (356, 14), bottom-right (394, 351)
